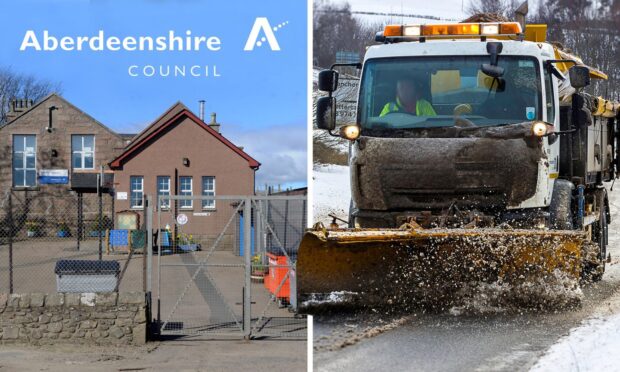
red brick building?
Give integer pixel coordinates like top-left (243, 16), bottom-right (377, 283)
top-left (109, 102), bottom-right (260, 240)
top-left (0, 94), bottom-right (127, 226)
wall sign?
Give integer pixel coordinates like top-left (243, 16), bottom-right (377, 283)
top-left (116, 192), bottom-right (128, 200)
top-left (39, 169), bottom-right (69, 184)
top-left (176, 214), bottom-right (188, 225)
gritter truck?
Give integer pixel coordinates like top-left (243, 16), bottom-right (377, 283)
top-left (299, 17), bottom-right (620, 306)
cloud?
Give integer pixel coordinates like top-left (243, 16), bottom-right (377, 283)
top-left (223, 123), bottom-right (308, 188)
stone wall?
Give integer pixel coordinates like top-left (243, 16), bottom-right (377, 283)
top-left (0, 292), bottom-right (148, 345)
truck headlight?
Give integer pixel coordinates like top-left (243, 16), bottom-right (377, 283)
top-left (531, 121), bottom-right (548, 137)
top-left (340, 125), bottom-right (360, 141)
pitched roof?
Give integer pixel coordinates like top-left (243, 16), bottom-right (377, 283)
top-left (109, 103), bottom-right (260, 169)
top-left (2, 93), bottom-right (122, 140)
top-left (124, 101), bottom-right (190, 146)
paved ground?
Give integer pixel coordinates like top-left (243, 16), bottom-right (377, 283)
top-left (0, 337), bottom-right (306, 371)
top-left (314, 188), bottom-right (620, 371)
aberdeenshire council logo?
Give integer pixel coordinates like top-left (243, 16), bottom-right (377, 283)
top-left (244, 17), bottom-right (289, 51)
top-left (18, 17), bottom-right (289, 78)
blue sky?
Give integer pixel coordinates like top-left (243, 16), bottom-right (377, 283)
top-left (0, 0), bottom-right (308, 189)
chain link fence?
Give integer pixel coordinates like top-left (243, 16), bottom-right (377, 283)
top-left (155, 195), bottom-right (307, 339)
top-left (0, 191), bottom-right (306, 340)
top-left (156, 196), bottom-right (246, 336)
top-left (250, 197), bottom-right (306, 338)
top-left (0, 191), bottom-right (146, 294)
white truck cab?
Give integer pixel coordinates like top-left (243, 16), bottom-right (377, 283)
top-left (315, 21), bottom-right (618, 275)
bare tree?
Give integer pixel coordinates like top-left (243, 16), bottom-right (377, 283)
top-left (313, 1), bottom-right (380, 68)
top-left (467, 0), bottom-right (518, 18)
top-left (468, 0), bottom-right (618, 99)
top-left (531, 0), bottom-right (619, 99)
top-left (0, 67), bottom-right (61, 125)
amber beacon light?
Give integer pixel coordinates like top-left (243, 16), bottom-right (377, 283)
top-left (382, 22), bottom-right (523, 39)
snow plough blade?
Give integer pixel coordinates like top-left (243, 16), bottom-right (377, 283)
top-left (297, 226), bottom-right (587, 308)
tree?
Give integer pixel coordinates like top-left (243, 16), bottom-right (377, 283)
top-left (313, 1), bottom-right (379, 68)
top-left (0, 67), bottom-right (61, 125)
top-left (530, 0), bottom-right (619, 99)
top-left (466, 0), bottom-right (519, 19)
top-left (469, 0), bottom-right (619, 99)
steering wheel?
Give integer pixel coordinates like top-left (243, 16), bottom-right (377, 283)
top-left (453, 103), bottom-right (473, 116)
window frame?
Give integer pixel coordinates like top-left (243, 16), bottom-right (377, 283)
top-left (12, 134), bottom-right (37, 188)
top-left (179, 176), bottom-right (193, 209)
top-left (358, 55), bottom-right (543, 131)
top-left (157, 176), bottom-right (171, 210)
top-left (544, 70), bottom-right (556, 124)
top-left (201, 176), bottom-right (216, 210)
top-left (130, 176), bottom-right (144, 209)
top-left (71, 134), bottom-right (96, 170)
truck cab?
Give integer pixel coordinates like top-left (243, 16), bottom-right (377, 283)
top-left (316, 21), bottom-right (619, 278)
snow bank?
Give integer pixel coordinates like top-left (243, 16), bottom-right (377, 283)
top-left (530, 186), bottom-right (620, 371)
top-left (530, 313), bottom-right (620, 371)
top-left (312, 164), bottom-right (351, 225)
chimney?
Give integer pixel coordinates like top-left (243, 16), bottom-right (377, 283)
top-left (209, 112), bottom-right (221, 133)
top-left (6, 99), bottom-right (34, 123)
top-left (198, 100), bottom-right (205, 121)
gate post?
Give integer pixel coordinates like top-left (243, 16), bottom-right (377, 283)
top-left (243, 198), bottom-right (252, 339)
top-left (146, 195), bottom-right (153, 293)
top-left (256, 200), bottom-right (263, 258)
top-left (156, 195), bottom-right (162, 333)
top-left (8, 192), bottom-right (14, 294)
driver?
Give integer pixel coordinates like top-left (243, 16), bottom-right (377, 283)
top-left (380, 77), bottom-right (437, 117)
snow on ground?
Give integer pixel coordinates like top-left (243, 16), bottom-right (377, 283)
top-left (530, 313), bottom-right (620, 371)
top-left (530, 186), bottom-right (620, 371)
top-left (313, 164), bottom-right (350, 226)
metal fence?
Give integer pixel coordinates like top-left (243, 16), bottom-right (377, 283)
top-left (0, 191), bottom-right (146, 294)
top-left (155, 195), bottom-right (307, 339)
top-left (0, 191), bottom-right (306, 340)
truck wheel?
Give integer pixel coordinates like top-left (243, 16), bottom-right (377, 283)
top-left (592, 195), bottom-right (608, 281)
top-left (584, 191), bottom-right (607, 282)
top-left (549, 179), bottom-right (574, 230)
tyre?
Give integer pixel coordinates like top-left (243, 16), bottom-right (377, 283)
top-left (584, 189), bottom-right (607, 282)
top-left (592, 193), bottom-right (608, 281)
top-left (549, 179), bottom-right (574, 230)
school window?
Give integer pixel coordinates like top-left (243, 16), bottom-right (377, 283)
top-left (157, 176), bottom-right (171, 209)
top-left (202, 176), bottom-right (216, 209)
top-left (179, 176), bottom-right (193, 208)
top-left (72, 135), bottom-right (95, 169)
top-left (130, 176), bottom-right (144, 208)
top-left (13, 135), bottom-right (37, 187)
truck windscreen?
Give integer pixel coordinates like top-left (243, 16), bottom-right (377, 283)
top-left (358, 56), bottom-right (542, 131)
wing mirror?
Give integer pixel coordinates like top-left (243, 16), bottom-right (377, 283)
top-left (318, 70), bottom-right (339, 92)
top-left (481, 64), bottom-right (505, 78)
top-left (481, 42), bottom-right (505, 78)
top-left (316, 97), bottom-right (336, 131)
top-left (569, 65), bottom-right (590, 89)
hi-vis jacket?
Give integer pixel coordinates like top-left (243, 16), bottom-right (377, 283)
top-left (380, 97), bottom-right (437, 116)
